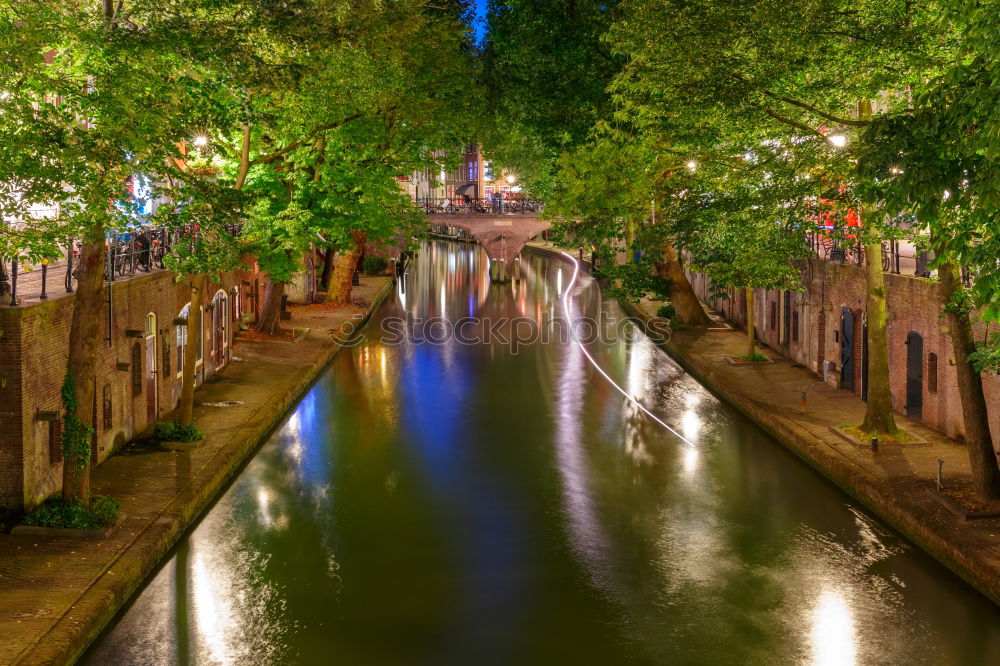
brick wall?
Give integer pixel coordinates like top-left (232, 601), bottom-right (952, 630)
top-left (688, 257), bottom-right (1000, 448)
top-left (0, 262), bottom-right (259, 509)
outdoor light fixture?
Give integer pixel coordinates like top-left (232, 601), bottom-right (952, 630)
top-left (827, 134), bottom-right (847, 148)
top-left (193, 136), bottom-right (208, 148)
top-left (686, 161), bottom-right (697, 172)
top-left (506, 174), bottom-right (516, 185)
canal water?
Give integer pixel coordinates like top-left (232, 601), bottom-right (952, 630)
top-left (84, 240), bottom-right (1000, 665)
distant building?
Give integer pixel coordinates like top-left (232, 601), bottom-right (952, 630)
top-left (401, 145), bottom-right (517, 202)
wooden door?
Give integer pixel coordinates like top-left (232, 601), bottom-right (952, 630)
top-left (840, 307), bottom-right (855, 391)
top-left (906, 332), bottom-right (923, 419)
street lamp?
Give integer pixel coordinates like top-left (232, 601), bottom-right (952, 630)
top-left (506, 174), bottom-right (516, 185)
top-left (193, 136), bottom-right (208, 148)
top-left (686, 160), bottom-right (697, 172)
top-left (827, 134), bottom-right (847, 148)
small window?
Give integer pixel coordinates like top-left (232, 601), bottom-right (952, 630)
top-left (769, 302), bottom-right (777, 330)
top-left (928, 353), bottom-right (938, 393)
top-left (145, 313), bottom-right (156, 337)
top-left (102, 384), bottom-right (112, 431)
top-left (792, 311), bottom-right (800, 342)
top-left (48, 420), bottom-right (63, 464)
top-left (131, 342), bottom-right (142, 397)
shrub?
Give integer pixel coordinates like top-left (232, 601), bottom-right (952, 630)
top-left (90, 495), bottom-right (121, 525)
top-left (362, 255), bottom-right (389, 275)
top-left (656, 303), bottom-right (676, 320)
top-left (737, 352), bottom-right (769, 363)
top-left (23, 495), bottom-right (119, 529)
top-left (155, 420), bottom-right (204, 442)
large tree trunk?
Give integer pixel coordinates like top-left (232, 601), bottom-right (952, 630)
top-left (654, 240), bottom-right (712, 327)
top-left (326, 229), bottom-right (366, 306)
top-left (256, 279), bottom-right (285, 335)
top-left (744, 287), bottom-right (755, 358)
top-left (940, 260), bottom-right (1000, 500)
top-left (62, 226), bottom-right (106, 502)
top-left (861, 242), bottom-right (898, 434)
top-left (178, 275), bottom-right (205, 428)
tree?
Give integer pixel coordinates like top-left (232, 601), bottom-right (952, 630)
top-left (669, 149), bottom-right (814, 353)
top-left (481, 0), bottom-right (624, 197)
top-left (856, 0), bottom-right (1000, 498)
top-left (605, 0), bottom-right (958, 433)
top-left (0, 0), bottom-right (249, 501)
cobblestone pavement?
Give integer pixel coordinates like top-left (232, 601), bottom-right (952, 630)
top-left (0, 277), bottom-right (392, 666)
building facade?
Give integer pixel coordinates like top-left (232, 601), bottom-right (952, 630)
top-left (686, 258), bottom-right (1000, 445)
top-left (0, 262), bottom-right (260, 509)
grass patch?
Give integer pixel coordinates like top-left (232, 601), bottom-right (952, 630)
top-left (737, 352), bottom-right (768, 363)
top-left (838, 424), bottom-right (916, 444)
top-left (154, 420), bottom-right (204, 443)
top-left (23, 495), bottom-right (120, 529)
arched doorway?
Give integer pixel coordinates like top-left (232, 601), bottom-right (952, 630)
top-left (212, 290), bottom-right (229, 368)
top-left (840, 306), bottom-right (855, 391)
top-left (906, 331), bottom-right (924, 419)
top-left (145, 312), bottom-right (157, 422)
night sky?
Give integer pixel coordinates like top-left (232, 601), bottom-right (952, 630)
top-left (474, 0), bottom-right (487, 43)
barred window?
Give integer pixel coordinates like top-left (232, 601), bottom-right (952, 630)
top-left (928, 353), bottom-right (938, 393)
top-left (48, 420), bottom-right (63, 464)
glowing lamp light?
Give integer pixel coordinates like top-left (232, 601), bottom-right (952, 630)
top-left (193, 136), bottom-right (208, 147)
top-left (686, 160), bottom-right (697, 172)
top-left (827, 134), bottom-right (847, 148)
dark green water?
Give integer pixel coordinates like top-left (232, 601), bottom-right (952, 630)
top-left (84, 240), bottom-right (1000, 665)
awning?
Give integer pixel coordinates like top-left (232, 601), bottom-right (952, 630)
top-left (454, 183), bottom-right (477, 196)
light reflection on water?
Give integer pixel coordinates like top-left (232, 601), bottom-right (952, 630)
top-left (84, 240), bottom-right (1000, 665)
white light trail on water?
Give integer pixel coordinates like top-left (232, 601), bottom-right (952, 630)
top-left (560, 252), bottom-right (696, 448)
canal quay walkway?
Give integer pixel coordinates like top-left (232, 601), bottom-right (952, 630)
top-left (0, 277), bottom-right (392, 666)
top-left (527, 240), bottom-right (1000, 608)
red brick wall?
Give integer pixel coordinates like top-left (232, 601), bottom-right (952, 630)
top-left (0, 262), bottom-right (258, 509)
top-left (0, 306), bottom-right (25, 506)
top-left (687, 257), bottom-right (1000, 449)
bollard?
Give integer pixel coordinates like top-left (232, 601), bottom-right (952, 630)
top-left (936, 459), bottom-right (944, 491)
top-left (800, 391), bottom-right (807, 413)
top-left (870, 437), bottom-right (878, 453)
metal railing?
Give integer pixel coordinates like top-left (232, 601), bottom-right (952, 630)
top-left (0, 222), bottom-right (243, 306)
top-left (810, 229), bottom-right (972, 285)
top-left (414, 197), bottom-right (544, 215)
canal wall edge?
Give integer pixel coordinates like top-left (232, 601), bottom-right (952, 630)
top-left (19, 278), bottom-right (394, 666)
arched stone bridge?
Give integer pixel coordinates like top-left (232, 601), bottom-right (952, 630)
top-left (432, 215), bottom-right (551, 281)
